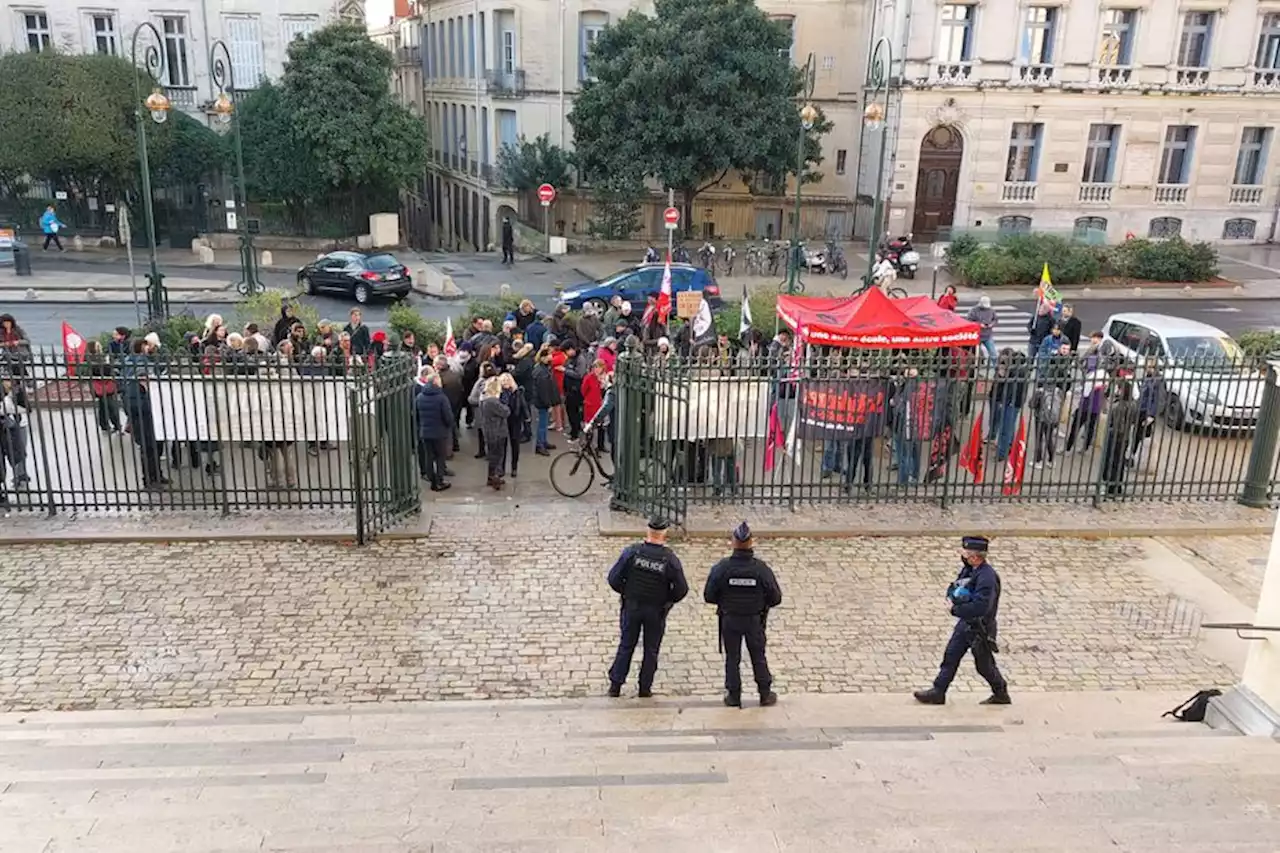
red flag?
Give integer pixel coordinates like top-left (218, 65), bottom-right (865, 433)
top-left (61, 321), bottom-right (86, 378)
top-left (959, 413), bottom-right (985, 482)
top-left (657, 252), bottom-right (673, 323)
top-left (1002, 415), bottom-right (1028, 495)
top-left (763, 401), bottom-right (785, 473)
top-left (443, 316), bottom-right (457, 357)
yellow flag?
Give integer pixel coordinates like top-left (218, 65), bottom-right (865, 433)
top-left (1038, 263), bottom-right (1060, 304)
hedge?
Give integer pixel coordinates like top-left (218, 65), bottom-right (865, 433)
top-left (946, 234), bottom-right (1218, 288)
top-left (1235, 330), bottom-right (1280, 357)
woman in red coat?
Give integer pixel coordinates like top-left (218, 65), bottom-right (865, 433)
top-left (581, 359), bottom-right (608, 450)
top-left (937, 285), bottom-right (959, 312)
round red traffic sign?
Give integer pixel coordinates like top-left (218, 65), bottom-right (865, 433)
top-left (537, 183), bottom-right (557, 205)
top-left (663, 206), bottom-right (680, 228)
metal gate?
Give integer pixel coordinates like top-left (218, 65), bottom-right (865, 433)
top-left (611, 350), bottom-right (690, 525)
top-left (349, 356), bottom-right (422, 543)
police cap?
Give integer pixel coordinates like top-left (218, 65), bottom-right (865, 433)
top-left (647, 516), bottom-right (671, 531)
top-left (731, 521), bottom-right (752, 543)
top-left (961, 535), bottom-right (989, 552)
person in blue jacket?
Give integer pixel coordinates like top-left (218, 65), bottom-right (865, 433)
top-left (414, 369), bottom-right (455, 492)
top-left (39, 205), bottom-right (66, 251)
top-left (913, 535), bottom-right (1010, 706)
top-left (606, 516), bottom-right (689, 698)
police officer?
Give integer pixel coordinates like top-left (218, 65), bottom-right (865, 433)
top-left (606, 516), bottom-right (689, 698)
top-left (913, 535), bottom-right (1011, 706)
top-left (704, 522), bottom-right (782, 708)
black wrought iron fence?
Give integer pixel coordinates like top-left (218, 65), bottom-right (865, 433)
top-left (0, 348), bottom-right (420, 543)
top-left (611, 345), bottom-right (1280, 522)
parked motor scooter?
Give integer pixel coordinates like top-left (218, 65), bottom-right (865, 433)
top-left (880, 232), bottom-right (920, 279)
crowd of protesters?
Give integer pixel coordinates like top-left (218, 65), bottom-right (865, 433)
top-left (1, 313), bottom-right (32, 507)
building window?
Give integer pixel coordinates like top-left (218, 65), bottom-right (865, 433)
top-left (1223, 218), bottom-right (1257, 240)
top-left (1019, 7), bottom-right (1057, 65)
top-left (23, 11), bottom-right (51, 52)
top-left (1005, 123), bottom-right (1042, 182)
top-left (497, 108), bottom-right (518, 148)
top-left (502, 29), bottom-right (516, 73)
top-left (1177, 12), bottom-right (1214, 68)
top-left (773, 16), bottom-right (795, 64)
top-left (467, 14), bottom-right (475, 78)
top-left (1073, 217), bottom-right (1108, 239)
top-left (87, 13), bottom-right (118, 55)
top-left (1158, 126), bottom-right (1196, 184)
top-left (224, 15), bottom-right (265, 88)
top-left (426, 22), bottom-right (435, 77)
top-left (1148, 217), bottom-right (1182, 239)
top-left (940, 5), bottom-right (975, 63)
top-left (1235, 128), bottom-right (1271, 185)
top-left (281, 15), bottom-right (318, 46)
top-left (1099, 9), bottom-right (1135, 65)
top-left (580, 12), bottom-right (607, 81)
top-left (835, 149), bottom-right (847, 175)
top-left (161, 16), bottom-right (191, 86)
top-left (446, 19), bottom-right (455, 77)
top-left (998, 215), bottom-right (1032, 236)
top-left (1082, 124), bottom-right (1119, 183)
top-left (1258, 14), bottom-right (1280, 70)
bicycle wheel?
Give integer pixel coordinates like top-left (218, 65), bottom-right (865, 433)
top-left (550, 449), bottom-right (596, 498)
top-left (887, 286), bottom-right (908, 299)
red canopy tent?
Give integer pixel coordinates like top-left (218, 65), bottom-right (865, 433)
top-left (776, 289), bottom-right (980, 349)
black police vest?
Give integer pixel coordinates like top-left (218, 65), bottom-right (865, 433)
top-left (623, 543), bottom-right (671, 607)
top-left (718, 559), bottom-right (767, 615)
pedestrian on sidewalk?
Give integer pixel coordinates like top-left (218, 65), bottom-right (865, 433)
top-left (437, 355), bottom-right (466, 455)
top-left (1061, 304), bottom-right (1082, 352)
top-left (704, 522), bottom-right (782, 708)
top-left (478, 377), bottom-right (510, 489)
top-left (914, 535), bottom-right (1010, 706)
top-left (532, 346), bottom-right (561, 455)
top-left (84, 340), bottom-right (121, 433)
top-left (120, 337), bottom-right (165, 489)
top-left (468, 362), bottom-right (499, 459)
top-left (344, 308), bottom-right (371, 356)
top-left (606, 516), bottom-right (689, 698)
top-left (1103, 380), bottom-right (1139, 496)
top-left (501, 217), bottom-right (515, 265)
top-left (499, 372), bottom-right (526, 478)
top-left (0, 375), bottom-right (31, 491)
top-left (39, 205), bottom-right (66, 251)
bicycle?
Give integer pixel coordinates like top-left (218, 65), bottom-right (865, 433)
top-left (549, 422), bottom-right (614, 498)
top-left (854, 273), bottom-right (908, 300)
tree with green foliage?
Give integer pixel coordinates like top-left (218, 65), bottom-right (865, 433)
top-left (237, 82), bottom-right (325, 218)
top-left (586, 173), bottom-right (645, 240)
top-left (282, 22), bottom-right (428, 198)
top-left (569, 0), bottom-right (831, 236)
top-left (495, 133), bottom-right (573, 191)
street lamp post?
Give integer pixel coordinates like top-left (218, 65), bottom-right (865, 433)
top-left (785, 53), bottom-right (818, 296)
top-left (863, 37), bottom-right (893, 287)
top-left (209, 41), bottom-right (262, 296)
top-left (130, 23), bottom-right (171, 324)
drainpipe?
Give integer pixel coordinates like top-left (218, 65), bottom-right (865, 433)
top-left (200, 0), bottom-right (214, 108)
top-left (851, 0), bottom-right (881, 241)
top-left (558, 0), bottom-right (567, 146)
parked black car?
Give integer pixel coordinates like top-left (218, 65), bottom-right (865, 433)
top-left (297, 251), bottom-right (412, 304)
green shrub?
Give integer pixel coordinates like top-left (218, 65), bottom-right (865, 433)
top-left (460, 295), bottom-right (523, 329)
top-left (150, 314), bottom-right (205, 351)
top-left (714, 287), bottom-right (781, 339)
top-left (943, 233), bottom-right (981, 272)
top-left (1235, 329), bottom-right (1280, 357)
top-left (1106, 237), bottom-right (1218, 282)
top-left (234, 291), bottom-right (320, 335)
top-left (387, 303), bottom-right (447, 348)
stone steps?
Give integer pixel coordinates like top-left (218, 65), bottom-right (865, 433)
top-left (2, 691), bottom-right (1278, 852)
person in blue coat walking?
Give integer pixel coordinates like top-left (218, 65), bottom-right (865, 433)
top-left (913, 535), bottom-right (1011, 706)
top-left (39, 205), bottom-right (66, 251)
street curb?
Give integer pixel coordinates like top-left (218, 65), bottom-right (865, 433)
top-left (594, 512), bottom-right (1273, 540)
top-left (31, 254), bottom-right (297, 275)
top-left (0, 293), bottom-right (243, 305)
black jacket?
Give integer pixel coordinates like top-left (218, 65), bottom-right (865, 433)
top-left (532, 363), bottom-right (562, 409)
top-left (1062, 316), bottom-right (1082, 352)
top-left (704, 549), bottom-right (783, 616)
top-left (415, 384), bottom-right (455, 440)
top-left (439, 367), bottom-right (466, 411)
top-left (501, 387), bottom-right (527, 433)
top-left (345, 322), bottom-right (371, 355)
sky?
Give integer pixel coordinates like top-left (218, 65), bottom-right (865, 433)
top-left (365, 0), bottom-right (394, 29)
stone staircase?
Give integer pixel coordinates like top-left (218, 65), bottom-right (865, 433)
top-left (1, 690), bottom-right (1278, 852)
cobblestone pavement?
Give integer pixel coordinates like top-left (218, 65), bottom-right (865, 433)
top-left (1159, 535), bottom-right (1269, 611)
top-left (0, 520), bottom-right (1238, 712)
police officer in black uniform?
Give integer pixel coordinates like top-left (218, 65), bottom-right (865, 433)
top-left (913, 535), bottom-right (1011, 706)
top-left (606, 516), bottom-right (689, 698)
top-left (704, 522), bottom-right (783, 708)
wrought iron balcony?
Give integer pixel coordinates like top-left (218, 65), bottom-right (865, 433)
top-left (485, 69), bottom-right (526, 98)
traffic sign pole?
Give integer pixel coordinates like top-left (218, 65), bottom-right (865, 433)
top-left (666, 188), bottom-right (674, 256)
top-left (537, 183), bottom-right (557, 257)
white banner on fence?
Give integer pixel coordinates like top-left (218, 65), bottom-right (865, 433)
top-left (652, 377), bottom-right (772, 441)
top-left (150, 377), bottom-right (352, 443)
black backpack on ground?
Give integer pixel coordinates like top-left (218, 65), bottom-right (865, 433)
top-left (1162, 689), bottom-right (1222, 723)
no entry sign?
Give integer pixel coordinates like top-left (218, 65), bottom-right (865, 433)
top-left (663, 206), bottom-right (680, 230)
top-left (537, 183), bottom-right (557, 206)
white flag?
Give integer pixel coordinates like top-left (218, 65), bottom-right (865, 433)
top-left (739, 284), bottom-right (753, 340)
top-left (693, 296), bottom-right (713, 339)
top-left (443, 316), bottom-right (457, 357)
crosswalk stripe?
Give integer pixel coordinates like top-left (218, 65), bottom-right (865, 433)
top-left (953, 299), bottom-right (1033, 348)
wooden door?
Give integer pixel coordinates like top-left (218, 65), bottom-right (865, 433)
top-left (912, 125), bottom-right (964, 239)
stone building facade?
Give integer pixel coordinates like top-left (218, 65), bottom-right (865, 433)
top-left (861, 0), bottom-right (1280, 244)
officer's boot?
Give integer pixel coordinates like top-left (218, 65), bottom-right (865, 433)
top-left (607, 682), bottom-right (622, 698)
top-left (912, 688), bottom-right (946, 705)
top-left (980, 689), bottom-right (1011, 705)
top-left (759, 691), bottom-right (778, 707)
top-left (723, 692), bottom-right (742, 708)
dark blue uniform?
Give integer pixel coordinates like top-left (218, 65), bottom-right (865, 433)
top-left (931, 560), bottom-right (1008, 696)
top-left (704, 549), bottom-right (782, 700)
top-left (607, 541), bottom-right (689, 693)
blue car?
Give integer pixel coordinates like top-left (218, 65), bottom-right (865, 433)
top-left (558, 263), bottom-right (721, 312)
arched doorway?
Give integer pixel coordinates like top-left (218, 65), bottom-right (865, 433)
top-left (912, 125), bottom-right (964, 239)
